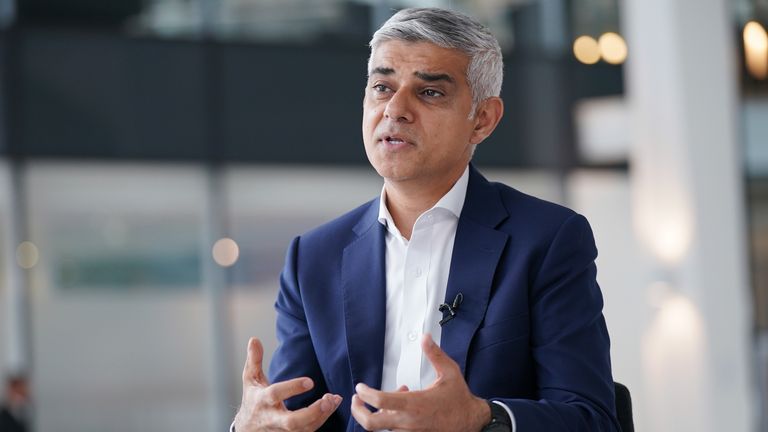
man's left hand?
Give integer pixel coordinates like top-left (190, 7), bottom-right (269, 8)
top-left (351, 334), bottom-right (491, 432)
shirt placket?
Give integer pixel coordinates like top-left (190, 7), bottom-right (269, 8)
top-left (396, 215), bottom-right (433, 390)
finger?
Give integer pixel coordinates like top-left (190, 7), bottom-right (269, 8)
top-left (263, 377), bottom-right (314, 405)
top-left (351, 394), bottom-right (376, 431)
top-left (243, 337), bottom-right (268, 385)
top-left (355, 383), bottom-right (408, 411)
top-left (287, 393), bottom-right (342, 430)
top-left (351, 394), bottom-right (404, 431)
top-left (421, 333), bottom-right (458, 379)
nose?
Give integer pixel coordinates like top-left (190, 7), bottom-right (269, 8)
top-left (383, 89), bottom-right (414, 123)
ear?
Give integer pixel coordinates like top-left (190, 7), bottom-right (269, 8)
top-left (469, 97), bottom-right (504, 146)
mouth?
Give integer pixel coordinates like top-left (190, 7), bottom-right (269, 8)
top-left (379, 134), bottom-right (413, 147)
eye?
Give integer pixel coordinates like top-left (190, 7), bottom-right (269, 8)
top-left (372, 84), bottom-right (390, 93)
top-left (421, 89), bottom-right (444, 98)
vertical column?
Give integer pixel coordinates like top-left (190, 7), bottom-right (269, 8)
top-left (202, 164), bottom-right (234, 432)
top-left (2, 161), bottom-right (30, 379)
top-left (537, 0), bottom-right (570, 204)
top-left (539, 0), bottom-right (568, 53)
top-left (1, 2), bottom-right (29, 424)
top-left (198, 0), bottom-right (234, 429)
top-left (622, 0), bottom-right (753, 431)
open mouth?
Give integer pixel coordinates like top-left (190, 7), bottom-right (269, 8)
top-left (385, 136), bottom-right (406, 144)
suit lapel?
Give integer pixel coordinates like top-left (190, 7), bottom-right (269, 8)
top-left (339, 165), bottom-right (509, 388)
top-left (341, 201), bottom-right (387, 391)
top-left (440, 165), bottom-right (509, 375)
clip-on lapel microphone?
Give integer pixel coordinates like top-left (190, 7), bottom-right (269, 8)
top-left (438, 292), bottom-right (464, 326)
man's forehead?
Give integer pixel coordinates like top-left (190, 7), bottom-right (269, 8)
top-left (368, 41), bottom-right (468, 75)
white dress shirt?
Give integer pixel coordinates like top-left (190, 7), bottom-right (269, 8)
top-left (377, 166), bottom-right (515, 431)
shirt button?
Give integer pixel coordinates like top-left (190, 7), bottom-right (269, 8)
top-left (415, 267), bottom-right (423, 277)
top-left (408, 331), bottom-right (418, 341)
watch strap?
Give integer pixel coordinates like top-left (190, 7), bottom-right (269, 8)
top-left (480, 400), bottom-right (512, 432)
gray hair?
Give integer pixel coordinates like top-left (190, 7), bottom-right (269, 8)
top-left (369, 7), bottom-right (503, 116)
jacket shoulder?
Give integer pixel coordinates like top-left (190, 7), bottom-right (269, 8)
top-left (298, 198), bottom-right (377, 247)
top-left (489, 181), bottom-right (577, 229)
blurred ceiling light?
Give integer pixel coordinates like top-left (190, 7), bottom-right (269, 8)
top-left (212, 237), bottom-right (239, 267)
top-left (16, 241), bottom-right (39, 269)
top-left (634, 207), bottom-right (694, 266)
top-left (744, 21), bottom-right (768, 80)
top-left (573, 35), bottom-right (601, 65)
top-left (652, 292), bottom-right (704, 345)
top-left (643, 290), bottom-right (707, 430)
top-left (633, 161), bottom-right (694, 266)
top-left (650, 218), bottom-right (693, 265)
top-left (598, 32), bottom-right (628, 65)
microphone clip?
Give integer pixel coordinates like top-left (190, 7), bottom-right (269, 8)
top-left (438, 293), bottom-right (464, 326)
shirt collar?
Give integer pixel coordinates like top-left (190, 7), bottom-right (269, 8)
top-left (377, 165), bottom-right (469, 232)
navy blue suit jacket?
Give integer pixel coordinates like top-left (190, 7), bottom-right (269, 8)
top-left (269, 165), bottom-right (620, 431)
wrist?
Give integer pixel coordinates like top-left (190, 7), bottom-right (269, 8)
top-left (472, 396), bottom-right (492, 431)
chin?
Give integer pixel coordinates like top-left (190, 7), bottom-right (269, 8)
top-left (378, 167), bottom-right (419, 183)
top-left (368, 151), bottom-right (424, 181)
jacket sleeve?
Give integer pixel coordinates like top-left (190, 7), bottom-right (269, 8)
top-left (493, 213), bottom-right (620, 431)
top-left (267, 236), bottom-right (344, 431)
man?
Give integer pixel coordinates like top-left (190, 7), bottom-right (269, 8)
top-left (0, 375), bottom-right (30, 432)
top-left (233, 7), bottom-right (619, 432)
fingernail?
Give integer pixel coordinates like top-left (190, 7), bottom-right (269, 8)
top-left (334, 395), bottom-right (342, 405)
top-left (355, 382), bottom-right (365, 392)
top-left (302, 379), bottom-right (313, 389)
top-left (320, 399), bottom-right (331, 412)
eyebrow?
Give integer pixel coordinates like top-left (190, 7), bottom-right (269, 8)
top-left (414, 71), bottom-right (454, 84)
top-left (369, 67), bottom-right (395, 77)
top-left (368, 67), bottom-right (455, 84)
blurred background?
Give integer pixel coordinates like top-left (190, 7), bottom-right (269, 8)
top-left (0, 0), bottom-right (765, 430)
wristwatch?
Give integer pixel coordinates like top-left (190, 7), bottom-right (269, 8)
top-left (481, 401), bottom-right (512, 432)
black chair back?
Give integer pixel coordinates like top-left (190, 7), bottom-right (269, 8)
top-left (614, 381), bottom-right (634, 432)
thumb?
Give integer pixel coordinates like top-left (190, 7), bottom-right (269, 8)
top-left (243, 337), bottom-right (268, 385)
top-left (421, 334), bottom-right (458, 378)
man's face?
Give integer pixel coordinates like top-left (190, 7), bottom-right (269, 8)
top-left (362, 40), bottom-right (479, 186)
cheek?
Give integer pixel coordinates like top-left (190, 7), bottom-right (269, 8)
top-left (444, 113), bottom-right (474, 138)
top-left (362, 108), bottom-right (382, 135)
top-left (428, 117), bottom-right (474, 155)
top-left (427, 116), bottom-right (463, 141)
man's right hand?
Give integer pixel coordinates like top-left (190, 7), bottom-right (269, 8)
top-left (233, 337), bottom-right (342, 432)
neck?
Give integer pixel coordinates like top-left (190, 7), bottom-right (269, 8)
top-left (384, 166), bottom-right (466, 240)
